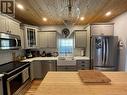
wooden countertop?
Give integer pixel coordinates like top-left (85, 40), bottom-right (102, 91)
top-left (35, 71), bottom-right (127, 95)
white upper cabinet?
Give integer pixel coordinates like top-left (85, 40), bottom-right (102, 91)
top-left (38, 31), bottom-right (57, 48)
top-left (75, 30), bottom-right (87, 48)
top-left (90, 24), bottom-right (114, 36)
top-left (0, 15), bottom-right (6, 32)
top-left (0, 15), bottom-right (20, 36)
top-left (0, 14), bottom-right (25, 48)
top-left (24, 26), bottom-right (38, 48)
top-left (7, 19), bottom-right (20, 35)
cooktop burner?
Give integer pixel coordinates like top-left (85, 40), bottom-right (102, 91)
top-left (0, 61), bottom-right (29, 74)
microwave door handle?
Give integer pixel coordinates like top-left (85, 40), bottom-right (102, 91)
top-left (15, 38), bottom-right (18, 47)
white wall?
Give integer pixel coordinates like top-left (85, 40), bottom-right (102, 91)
top-left (0, 50), bottom-right (24, 65)
top-left (111, 12), bottom-right (127, 71)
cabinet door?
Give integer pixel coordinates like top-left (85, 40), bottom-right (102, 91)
top-left (10, 20), bottom-right (20, 36)
top-left (30, 62), bottom-right (34, 80)
top-left (0, 15), bottom-right (6, 32)
top-left (75, 31), bottom-right (87, 48)
top-left (91, 24), bottom-right (114, 35)
top-left (46, 60), bottom-right (57, 71)
top-left (47, 32), bottom-right (57, 48)
top-left (32, 61), bottom-right (42, 79)
top-left (38, 32), bottom-right (48, 48)
top-left (38, 32), bottom-right (57, 48)
top-left (26, 28), bottom-right (37, 48)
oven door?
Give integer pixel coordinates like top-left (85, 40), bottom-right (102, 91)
top-left (7, 71), bottom-right (23, 95)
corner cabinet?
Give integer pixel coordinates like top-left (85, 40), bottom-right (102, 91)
top-left (38, 31), bottom-right (57, 48)
top-left (75, 30), bottom-right (87, 48)
top-left (24, 26), bottom-right (38, 48)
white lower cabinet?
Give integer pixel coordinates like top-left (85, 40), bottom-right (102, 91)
top-left (30, 60), bottom-right (57, 80)
top-left (30, 61), bottom-right (42, 79)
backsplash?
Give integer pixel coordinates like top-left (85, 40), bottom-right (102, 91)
top-left (0, 50), bottom-right (24, 65)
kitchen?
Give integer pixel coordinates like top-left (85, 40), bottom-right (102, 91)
top-left (0, 0), bottom-right (127, 95)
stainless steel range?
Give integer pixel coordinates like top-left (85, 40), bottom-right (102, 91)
top-left (0, 61), bottom-right (31, 95)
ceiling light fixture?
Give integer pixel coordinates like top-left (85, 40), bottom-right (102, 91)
top-left (105, 11), bottom-right (111, 16)
top-left (58, 0), bottom-right (80, 26)
top-left (80, 17), bottom-right (85, 21)
top-left (17, 4), bottom-right (24, 10)
top-left (43, 17), bottom-right (47, 22)
top-left (57, 0), bottom-right (89, 26)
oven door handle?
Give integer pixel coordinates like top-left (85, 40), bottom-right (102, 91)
top-left (7, 71), bottom-right (22, 81)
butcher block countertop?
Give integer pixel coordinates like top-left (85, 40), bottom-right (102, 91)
top-left (35, 72), bottom-right (127, 95)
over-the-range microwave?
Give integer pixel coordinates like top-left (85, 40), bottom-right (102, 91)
top-left (0, 32), bottom-right (21, 50)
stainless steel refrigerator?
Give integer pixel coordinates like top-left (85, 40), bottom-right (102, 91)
top-left (90, 36), bottom-right (118, 71)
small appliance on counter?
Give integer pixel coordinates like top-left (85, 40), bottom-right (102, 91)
top-left (80, 49), bottom-right (85, 56)
top-left (41, 51), bottom-right (58, 57)
top-left (46, 52), bottom-right (52, 57)
top-left (52, 52), bottom-right (59, 57)
top-left (41, 51), bottom-right (46, 57)
top-left (25, 49), bottom-right (33, 58)
top-left (25, 49), bottom-right (40, 58)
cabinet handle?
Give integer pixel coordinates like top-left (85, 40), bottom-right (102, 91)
top-left (81, 65), bottom-right (85, 67)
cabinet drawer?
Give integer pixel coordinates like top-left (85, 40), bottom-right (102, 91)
top-left (57, 66), bottom-right (76, 71)
top-left (76, 60), bottom-right (90, 70)
top-left (77, 63), bottom-right (90, 70)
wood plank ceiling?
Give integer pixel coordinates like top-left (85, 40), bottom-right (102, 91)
top-left (15, 0), bottom-right (127, 26)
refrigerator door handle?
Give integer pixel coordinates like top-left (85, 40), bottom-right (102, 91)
top-left (105, 38), bottom-right (109, 65)
top-left (102, 39), bottom-right (106, 65)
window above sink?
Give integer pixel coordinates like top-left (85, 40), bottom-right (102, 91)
top-left (58, 38), bottom-right (74, 56)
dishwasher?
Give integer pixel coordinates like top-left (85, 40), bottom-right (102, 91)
top-left (41, 60), bottom-right (57, 79)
